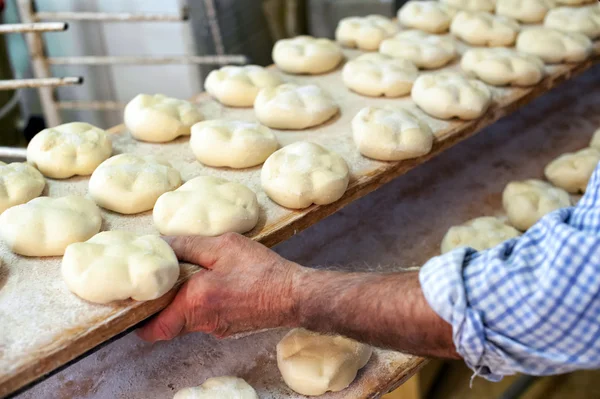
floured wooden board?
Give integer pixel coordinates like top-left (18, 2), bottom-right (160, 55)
top-left (15, 64), bottom-right (600, 399)
top-left (1, 35), bottom-right (600, 396)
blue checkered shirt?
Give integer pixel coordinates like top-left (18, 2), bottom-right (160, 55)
top-left (420, 162), bottom-right (600, 381)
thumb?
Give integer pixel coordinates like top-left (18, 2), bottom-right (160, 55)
top-left (162, 235), bottom-right (222, 269)
top-left (137, 293), bottom-right (187, 342)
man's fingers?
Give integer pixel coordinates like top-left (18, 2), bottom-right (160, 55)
top-left (162, 235), bottom-right (222, 269)
top-left (137, 300), bottom-right (186, 342)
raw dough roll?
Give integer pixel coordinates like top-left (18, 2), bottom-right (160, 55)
top-left (441, 0), bottom-right (496, 12)
top-left (441, 216), bottom-right (520, 253)
top-left (461, 48), bottom-right (545, 86)
top-left (173, 377), bottom-right (258, 399)
top-left (272, 36), bottom-right (343, 75)
top-left (496, 0), bottom-right (554, 23)
top-left (544, 5), bottom-right (600, 39)
top-left (335, 15), bottom-right (398, 51)
top-left (450, 11), bottom-right (520, 47)
top-left (0, 162), bottom-right (45, 214)
top-left (516, 28), bottom-right (593, 64)
top-left (379, 30), bottom-right (457, 69)
top-left (397, 1), bottom-right (455, 33)
top-left (544, 148), bottom-right (600, 193)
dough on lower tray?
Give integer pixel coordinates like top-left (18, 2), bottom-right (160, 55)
top-left (461, 48), bottom-right (545, 86)
top-left (516, 28), bottom-right (592, 64)
top-left (496, 0), bottom-right (553, 23)
top-left (544, 147), bottom-right (600, 193)
top-left (397, 1), bottom-right (455, 33)
top-left (450, 11), bottom-right (520, 47)
top-left (441, 216), bottom-right (521, 253)
top-left (173, 376), bottom-right (258, 399)
top-left (379, 30), bottom-right (456, 70)
top-left (0, 161), bottom-right (45, 214)
top-left (335, 14), bottom-right (398, 51)
top-left (544, 5), bottom-right (600, 39)
top-left (272, 36), bottom-right (343, 75)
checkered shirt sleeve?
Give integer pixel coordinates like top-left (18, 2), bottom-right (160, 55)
top-left (420, 162), bottom-right (600, 381)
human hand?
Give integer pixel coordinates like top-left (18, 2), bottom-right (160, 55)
top-left (137, 233), bottom-right (302, 342)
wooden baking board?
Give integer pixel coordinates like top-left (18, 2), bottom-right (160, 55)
top-left (1, 34), bottom-right (599, 397)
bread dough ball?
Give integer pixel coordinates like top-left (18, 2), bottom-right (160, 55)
top-left (190, 120), bottom-right (278, 168)
top-left (461, 48), bottom-right (545, 86)
top-left (352, 106), bottom-right (434, 161)
top-left (516, 28), bottom-right (592, 64)
top-left (335, 15), bottom-right (398, 51)
top-left (590, 128), bottom-right (600, 149)
top-left (124, 94), bottom-right (203, 143)
top-left (441, 0), bottom-right (496, 12)
top-left (503, 179), bottom-right (571, 231)
top-left (379, 30), bottom-right (456, 69)
top-left (174, 377), bottom-right (258, 399)
top-left (544, 148), bottom-right (600, 193)
top-left (272, 36), bottom-right (343, 75)
top-left (261, 142), bottom-right (349, 209)
top-left (0, 195), bottom-right (101, 257)
top-left (62, 231), bottom-right (179, 304)
top-left (450, 11), bottom-right (520, 47)
top-left (89, 154), bottom-right (182, 214)
top-left (411, 72), bottom-right (492, 120)
top-left (342, 53), bottom-right (418, 98)
top-left (277, 328), bottom-right (372, 396)
top-left (397, 1), bottom-right (455, 33)
top-left (153, 176), bottom-right (259, 236)
top-left (441, 216), bottom-right (520, 253)
top-left (544, 5), bottom-right (600, 39)
top-left (254, 84), bottom-right (339, 130)
top-left (556, 0), bottom-right (594, 5)
top-left (496, 0), bottom-right (554, 23)
top-left (204, 65), bottom-right (283, 107)
top-left (0, 162), bottom-right (45, 214)
top-left (27, 122), bottom-right (112, 179)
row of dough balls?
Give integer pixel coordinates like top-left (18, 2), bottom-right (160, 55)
top-left (441, 128), bottom-right (600, 253)
top-left (174, 328), bottom-right (373, 398)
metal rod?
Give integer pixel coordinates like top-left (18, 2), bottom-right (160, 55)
top-left (0, 76), bottom-right (82, 90)
top-left (16, 0), bottom-right (62, 126)
top-left (0, 147), bottom-right (27, 160)
top-left (203, 0), bottom-right (226, 56)
top-left (47, 54), bottom-right (247, 65)
top-left (34, 9), bottom-right (189, 22)
top-left (56, 100), bottom-right (125, 110)
top-left (0, 22), bottom-right (68, 34)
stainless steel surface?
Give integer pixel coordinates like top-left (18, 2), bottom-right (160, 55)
top-left (34, 10), bottom-right (189, 22)
top-left (0, 22), bottom-right (67, 34)
top-left (47, 55), bottom-right (247, 66)
top-left (0, 76), bottom-right (82, 90)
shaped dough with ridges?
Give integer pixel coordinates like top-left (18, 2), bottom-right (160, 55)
top-left (379, 30), bottom-right (456, 69)
top-left (204, 65), bottom-right (283, 107)
top-left (441, 0), bottom-right (496, 12)
top-left (335, 15), bottom-right (398, 51)
top-left (153, 176), bottom-right (259, 236)
top-left (124, 94), bottom-right (203, 143)
top-left (190, 120), bottom-right (278, 168)
top-left (544, 148), bottom-right (600, 193)
top-left (450, 11), bottom-right (519, 47)
top-left (173, 377), bottom-right (258, 399)
top-left (397, 1), bottom-right (455, 33)
top-left (461, 48), bottom-right (545, 86)
top-left (62, 231), bottom-right (179, 304)
top-left (411, 72), bottom-right (492, 120)
top-left (496, 0), bottom-right (554, 23)
top-left (352, 106), bottom-right (433, 161)
top-left (516, 28), bottom-right (592, 63)
top-left (261, 142), bottom-right (349, 209)
top-left (544, 5), bottom-right (600, 39)
top-left (89, 154), bottom-right (182, 214)
top-left (503, 179), bottom-right (571, 231)
top-left (254, 84), bottom-right (339, 130)
top-left (277, 328), bottom-right (372, 396)
top-left (441, 216), bottom-right (520, 253)
top-left (0, 195), bottom-right (101, 256)
top-left (0, 162), bottom-right (45, 213)
top-left (342, 53), bottom-right (418, 97)
top-left (272, 36), bottom-right (343, 75)
top-left (27, 122), bottom-right (112, 179)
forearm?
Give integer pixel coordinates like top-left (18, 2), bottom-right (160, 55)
top-left (291, 268), bottom-right (460, 359)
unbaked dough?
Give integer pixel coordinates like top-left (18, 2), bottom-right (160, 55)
top-left (335, 15), bottom-right (398, 51)
top-left (204, 65), bottom-right (283, 107)
top-left (544, 5), bottom-right (600, 39)
top-left (461, 48), bottom-right (545, 86)
top-left (590, 128), bottom-right (600, 149)
top-left (277, 328), bottom-right (372, 396)
top-left (89, 154), bottom-right (182, 214)
top-left (441, 0), bottom-right (496, 12)
top-left (254, 84), bottom-right (339, 130)
top-left (450, 11), bottom-right (520, 47)
top-left (502, 179), bottom-right (571, 231)
top-left (153, 176), bottom-right (259, 236)
top-left (544, 148), bottom-right (600, 193)
top-left (61, 231), bottom-right (179, 304)
top-left (272, 36), bottom-right (343, 75)
top-left (379, 30), bottom-right (457, 69)
top-left (261, 142), bottom-right (349, 209)
top-left (190, 120), bottom-right (278, 168)
top-left (27, 122), bottom-right (112, 179)
top-left (516, 28), bottom-right (592, 63)
top-left (124, 94), bottom-right (203, 143)
top-left (342, 53), bottom-right (418, 97)
top-left (0, 162), bottom-right (45, 214)
top-left (174, 377), bottom-right (258, 399)
top-left (352, 106), bottom-right (434, 161)
top-left (496, 0), bottom-right (554, 23)
top-left (555, 0), bottom-right (594, 5)
top-left (441, 216), bottom-right (520, 253)
top-left (0, 195), bottom-right (101, 256)
top-left (411, 72), bottom-right (492, 120)
top-left (397, 1), bottom-right (455, 33)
